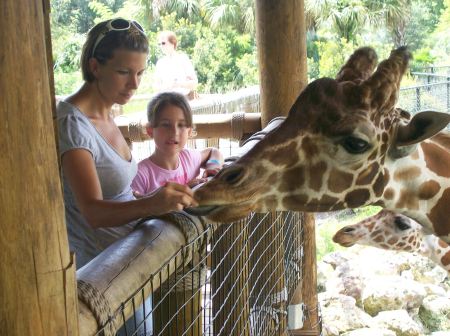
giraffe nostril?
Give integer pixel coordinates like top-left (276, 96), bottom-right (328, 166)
top-left (343, 227), bottom-right (355, 233)
top-left (220, 165), bottom-right (245, 185)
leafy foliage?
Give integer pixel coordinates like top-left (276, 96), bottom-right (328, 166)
top-left (50, 0), bottom-right (450, 96)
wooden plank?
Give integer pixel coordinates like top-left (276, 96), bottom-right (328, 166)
top-left (0, 0), bottom-right (78, 335)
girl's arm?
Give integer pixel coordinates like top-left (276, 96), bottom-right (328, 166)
top-left (200, 147), bottom-right (223, 177)
top-left (62, 149), bottom-right (197, 229)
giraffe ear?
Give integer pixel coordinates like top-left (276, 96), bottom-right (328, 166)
top-left (394, 111), bottom-right (450, 147)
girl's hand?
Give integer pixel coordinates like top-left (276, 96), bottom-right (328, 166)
top-left (146, 182), bottom-right (198, 214)
top-left (202, 159), bottom-right (222, 178)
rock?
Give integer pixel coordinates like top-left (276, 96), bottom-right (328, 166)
top-left (419, 295), bottom-right (450, 331)
top-left (319, 293), bottom-right (374, 335)
top-left (431, 332), bottom-right (450, 336)
top-left (326, 261), bottom-right (365, 305)
top-left (322, 251), bottom-right (352, 269)
top-left (422, 283), bottom-right (448, 297)
top-left (373, 310), bottom-right (424, 336)
top-left (340, 327), bottom-right (396, 336)
top-left (362, 276), bottom-right (427, 316)
top-left (317, 261), bottom-right (334, 293)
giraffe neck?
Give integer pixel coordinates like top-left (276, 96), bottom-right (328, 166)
top-left (383, 135), bottom-right (450, 240)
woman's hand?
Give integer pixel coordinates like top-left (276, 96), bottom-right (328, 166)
top-left (145, 182), bottom-right (198, 215)
top-left (188, 177), bottom-right (208, 188)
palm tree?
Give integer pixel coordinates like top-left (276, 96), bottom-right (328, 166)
top-left (306, 0), bottom-right (371, 42)
top-left (364, 0), bottom-right (412, 47)
top-left (203, 0), bottom-right (255, 34)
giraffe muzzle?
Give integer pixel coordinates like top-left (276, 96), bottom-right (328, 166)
top-left (185, 205), bottom-right (220, 216)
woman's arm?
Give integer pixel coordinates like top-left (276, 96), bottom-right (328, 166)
top-left (62, 149), bottom-right (197, 228)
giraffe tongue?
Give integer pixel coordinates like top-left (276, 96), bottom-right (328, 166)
top-left (185, 205), bottom-right (219, 216)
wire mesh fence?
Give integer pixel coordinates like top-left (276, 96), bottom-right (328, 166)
top-left (93, 211), bottom-right (308, 336)
top-left (398, 81), bottom-right (450, 129)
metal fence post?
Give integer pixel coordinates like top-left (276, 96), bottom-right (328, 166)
top-left (416, 87), bottom-right (421, 112)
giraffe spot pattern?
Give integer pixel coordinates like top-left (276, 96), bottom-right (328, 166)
top-left (345, 189), bottom-right (370, 208)
top-left (422, 141), bottom-right (450, 178)
top-left (308, 194), bottom-right (340, 211)
top-left (393, 166), bottom-right (421, 181)
top-left (418, 180), bottom-right (440, 200)
top-left (438, 239), bottom-right (448, 249)
top-left (373, 172), bottom-right (386, 197)
top-left (266, 142), bottom-right (299, 168)
top-left (428, 188), bottom-right (450, 236)
top-left (395, 189), bottom-right (419, 210)
top-left (308, 161), bottom-right (327, 192)
top-left (441, 250), bottom-right (450, 266)
top-left (388, 237), bottom-right (398, 244)
top-left (301, 136), bottom-right (319, 158)
top-left (282, 194), bottom-right (309, 210)
top-left (384, 188), bottom-right (395, 200)
top-left (430, 133), bottom-right (450, 149)
top-left (280, 166), bottom-right (305, 193)
top-left (356, 162), bottom-right (379, 185)
top-left (328, 168), bottom-right (353, 193)
top-left (264, 195), bottom-right (279, 210)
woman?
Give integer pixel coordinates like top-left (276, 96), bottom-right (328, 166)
top-left (153, 30), bottom-right (198, 99)
top-left (57, 18), bottom-right (198, 269)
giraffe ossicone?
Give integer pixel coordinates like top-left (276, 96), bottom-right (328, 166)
top-left (190, 46), bottom-right (450, 241)
top-left (332, 210), bottom-right (450, 273)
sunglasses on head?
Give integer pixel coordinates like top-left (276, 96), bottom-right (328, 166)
top-left (91, 18), bottom-right (145, 57)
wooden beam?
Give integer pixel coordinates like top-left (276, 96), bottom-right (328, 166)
top-left (0, 0), bottom-right (78, 335)
top-left (117, 112), bottom-right (262, 142)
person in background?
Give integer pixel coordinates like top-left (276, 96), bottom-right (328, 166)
top-left (153, 30), bottom-right (199, 100)
top-left (132, 92), bottom-right (223, 196)
top-left (57, 18), bottom-right (198, 269)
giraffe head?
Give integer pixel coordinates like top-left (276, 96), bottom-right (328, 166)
top-left (332, 210), bottom-right (424, 252)
top-left (190, 46), bottom-right (450, 222)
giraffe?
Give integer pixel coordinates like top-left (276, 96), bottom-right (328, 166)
top-left (332, 210), bottom-right (450, 273)
top-left (189, 46), bottom-right (450, 241)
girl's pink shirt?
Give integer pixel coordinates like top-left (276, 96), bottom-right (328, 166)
top-left (131, 148), bottom-right (202, 195)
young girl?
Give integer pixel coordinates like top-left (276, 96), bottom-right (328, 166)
top-left (58, 19), bottom-right (197, 269)
top-left (132, 92), bottom-right (223, 195)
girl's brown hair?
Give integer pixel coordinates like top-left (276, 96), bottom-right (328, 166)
top-left (147, 92), bottom-right (193, 128)
top-left (81, 19), bottom-right (149, 82)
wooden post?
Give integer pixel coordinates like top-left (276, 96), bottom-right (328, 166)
top-left (256, 1), bottom-right (317, 335)
top-left (0, 0), bottom-right (79, 335)
top-left (211, 221), bottom-right (250, 336)
top-left (255, 0), bottom-right (308, 127)
top-left (290, 213), bottom-right (319, 336)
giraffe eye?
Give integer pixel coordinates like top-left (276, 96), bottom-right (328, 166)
top-left (394, 216), bottom-right (411, 231)
top-left (341, 136), bottom-right (370, 154)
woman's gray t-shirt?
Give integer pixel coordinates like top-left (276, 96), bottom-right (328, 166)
top-left (57, 101), bottom-right (138, 269)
